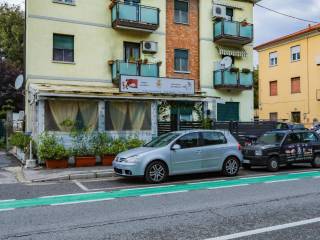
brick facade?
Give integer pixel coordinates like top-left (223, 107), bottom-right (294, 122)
top-left (166, 0), bottom-right (200, 90)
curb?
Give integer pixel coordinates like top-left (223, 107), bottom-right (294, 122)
top-left (30, 170), bottom-right (115, 183)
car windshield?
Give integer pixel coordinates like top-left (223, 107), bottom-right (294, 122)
top-left (144, 133), bottom-right (181, 148)
top-left (256, 132), bottom-right (286, 145)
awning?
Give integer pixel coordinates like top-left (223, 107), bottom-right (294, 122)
top-left (213, 0), bottom-right (243, 9)
top-left (29, 82), bottom-right (211, 102)
top-left (216, 46), bottom-right (247, 58)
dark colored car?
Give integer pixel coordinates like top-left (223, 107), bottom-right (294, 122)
top-left (242, 130), bottom-right (320, 171)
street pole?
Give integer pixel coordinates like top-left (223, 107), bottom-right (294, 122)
top-left (5, 111), bottom-right (13, 154)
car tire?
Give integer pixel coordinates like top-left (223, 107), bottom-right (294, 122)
top-left (222, 157), bottom-right (240, 177)
top-left (311, 155), bottom-right (320, 168)
top-left (242, 163), bottom-right (251, 170)
top-left (145, 161), bottom-right (168, 184)
top-left (267, 157), bottom-right (279, 172)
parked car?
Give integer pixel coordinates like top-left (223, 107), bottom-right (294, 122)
top-left (242, 130), bottom-right (320, 171)
top-left (113, 130), bottom-right (243, 183)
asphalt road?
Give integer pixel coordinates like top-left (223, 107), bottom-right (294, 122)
top-left (1, 166), bottom-right (320, 239)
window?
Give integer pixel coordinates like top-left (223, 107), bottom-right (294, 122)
top-left (269, 112), bottom-right (278, 121)
top-left (174, 0), bottom-right (189, 24)
top-left (174, 49), bottom-right (189, 72)
top-left (176, 133), bottom-right (200, 149)
top-left (202, 132), bottom-right (227, 146)
top-left (269, 81), bottom-right (278, 96)
top-left (124, 42), bottom-right (140, 62)
top-left (291, 112), bottom-right (301, 123)
top-left (52, 0), bottom-right (76, 6)
top-left (105, 102), bottom-right (151, 131)
top-left (53, 34), bottom-right (74, 62)
top-left (226, 7), bottom-right (233, 21)
top-left (291, 77), bottom-right (301, 94)
top-left (301, 132), bottom-right (318, 143)
top-left (291, 45), bottom-right (301, 62)
top-left (284, 133), bottom-right (301, 145)
top-left (269, 52), bottom-right (278, 66)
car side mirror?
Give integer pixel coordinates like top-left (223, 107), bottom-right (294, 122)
top-left (172, 144), bottom-right (181, 151)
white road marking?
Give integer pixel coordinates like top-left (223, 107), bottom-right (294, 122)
top-left (73, 180), bottom-right (89, 191)
top-left (239, 175), bottom-right (274, 180)
top-left (50, 198), bottom-right (115, 206)
top-left (265, 179), bottom-right (299, 184)
top-left (207, 184), bottom-right (249, 190)
top-left (288, 171), bottom-right (318, 175)
top-left (120, 185), bottom-right (175, 191)
top-left (187, 180), bottom-right (226, 185)
top-left (204, 217), bottom-right (320, 240)
top-left (40, 191), bottom-right (104, 198)
top-left (313, 176), bottom-right (320, 179)
top-left (0, 199), bottom-right (16, 203)
top-left (140, 190), bottom-right (189, 197)
top-left (0, 208), bottom-right (15, 212)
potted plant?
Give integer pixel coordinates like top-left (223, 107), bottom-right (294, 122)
top-left (143, 58), bottom-right (148, 64)
top-left (230, 67), bottom-right (239, 73)
top-left (38, 133), bottom-right (69, 169)
top-left (107, 60), bottom-right (114, 65)
top-left (91, 132), bottom-right (113, 166)
top-left (241, 19), bottom-right (248, 27)
top-left (241, 68), bottom-right (251, 74)
top-left (157, 61), bottom-right (162, 66)
top-left (72, 132), bottom-right (96, 167)
top-left (101, 138), bottom-right (127, 166)
top-left (137, 59), bottom-right (143, 64)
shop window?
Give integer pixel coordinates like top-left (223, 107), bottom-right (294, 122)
top-left (270, 81), bottom-right (277, 96)
top-left (53, 34), bottom-right (74, 62)
top-left (291, 45), bottom-right (301, 62)
top-left (174, 0), bottom-right (189, 24)
top-left (174, 49), bottom-right (189, 72)
top-left (105, 102), bottom-right (151, 131)
top-left (45, 100), bottom-right (98, 132)
top-left (269, 52), bottom-right (278, 66)
top-left (291, 77), bottom-right (301, 94)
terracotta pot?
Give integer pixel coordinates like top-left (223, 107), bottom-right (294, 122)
top-left (102, 155), bottom-right (115, 166)
top-left (46, 159), bottom-right (68, 169)
top-left (75, 156), bottom-right (96, 167)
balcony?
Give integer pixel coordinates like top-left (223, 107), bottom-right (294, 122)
top-left (111, 2), bottom-right (160, 32)
top-left (111, 60), bottom-right (159, 83)
top-left (214, 69), bottom-right (253, 90)
top-left (214, 19), bottom-right (253, 46)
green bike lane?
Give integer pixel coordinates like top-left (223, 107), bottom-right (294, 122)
top-left (1, 170), bottom-right (320, 211)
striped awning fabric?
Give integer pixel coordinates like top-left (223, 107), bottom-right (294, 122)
top-left (213, 0), bottom-right (243, 9)
top-left (216, 45), bottom-right (247, 57)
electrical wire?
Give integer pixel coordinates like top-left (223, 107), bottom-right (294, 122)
top-left (256, 3), bottom-right (319, 24)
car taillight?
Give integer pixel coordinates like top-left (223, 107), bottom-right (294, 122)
top-left (238, 144), bottom-right (242, 150)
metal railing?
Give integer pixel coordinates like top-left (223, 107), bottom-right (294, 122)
top-left (214, 69), bottom-right (253, 89)
top-left (214, 19), bottom-right (253, 41)
top-left (112, 60), bottom-right (159, 80)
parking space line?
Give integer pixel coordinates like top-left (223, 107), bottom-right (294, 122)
top-left (207, 184), bottom-right (249, 190)
top-left (265, 179), bottom-right (299, 184)
top-left (204, 217), bottom-right (320, 240)
top-left (73, 180), bottom-right (89, 191)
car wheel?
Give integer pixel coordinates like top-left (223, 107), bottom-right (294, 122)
top-left (267, 157), bottom-right (279, 172)
top-left (222, 157), bottom-right (240, 177)
top-left (242, 163), bottom-right (251, 170)
top-left (312, 155), bottom-right (320, 168)
top-left (145, 161), bottom-right (168, 184)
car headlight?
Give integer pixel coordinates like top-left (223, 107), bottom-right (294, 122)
top-left (124, 156), bottom-right (139, 163)
top-left (255, 149), bottom-right (263, 156)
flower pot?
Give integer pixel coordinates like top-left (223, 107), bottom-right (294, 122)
top-left (102, 155), bottom-right (116, 166)
top-left (46, 159), bottom-right (69, 169)
top-left (75, 156), bottom-right (96, 167)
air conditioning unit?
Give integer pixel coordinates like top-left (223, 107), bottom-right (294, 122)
top-left (212, 4), bottom-right (227, 19)
top-left (142, 41), bottom-right (158, 53)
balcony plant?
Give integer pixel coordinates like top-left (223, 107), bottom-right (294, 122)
top-left (137, 59), bottom-right (143, 65)
top-left (241, 68), bottom-right (251, 74)
top-left (71, 132), bottom-right (96, 167)
top-left (241, 19), bottom-right (249, 27)
top-left (108, 60), bottom-right (114, 65)
top-left (129, 56), bottom-right (136, 63)
top-left (143, 58), bottom-right (148, 64)
top-left (230, 67), bottom-right (239, 73)
top-left (108, 0), bottom-right (117, 10)
top-left (38, 133), bottom-right (69, 169)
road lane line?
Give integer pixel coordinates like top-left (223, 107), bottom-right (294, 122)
top-left (204, 217), bottom-right (320, 240)
top-left (313, 176), bottom-right (320, 179)
top-left (73, 180), bottom-right (89, 191)
top-left (40, 191), bottom-right (105, 198)
top-left (50, 198), bottom-right (115, 206)
top-left (140, 190), bottom-right (189, 197)
top-left (207, 184), bottom-right (249, 190)
top-left (265, 179), bottom-right (299, 184)
top-left (0, 199), bottom-right (16, 203)
top-left (288, 171), bottom-right (318, 175)
top-left (0, 208), bottom-right (15, 212)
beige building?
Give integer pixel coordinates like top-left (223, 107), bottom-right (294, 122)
top-left (255, 24), bottom-right (320, 126)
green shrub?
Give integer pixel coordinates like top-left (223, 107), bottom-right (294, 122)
top-left (38, 133), bottom-right (69, 163)
top-left (104, 138), bottom-right (127, 155)
top-left (71, 132), bottom-right (95, 157)
top-left (91, 132), bottom-right (112, 156)
top-left (126, 138), bottom-right (144, 149)
top-left (9, 132), bottom-right (31, 150)
top-left (0, 137), bottom-right (5, 149)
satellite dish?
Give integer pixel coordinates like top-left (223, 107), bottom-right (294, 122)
top-left (15, 74), bottom-right (24, 90)
top-left (220, 56), bottom-right (233, 69)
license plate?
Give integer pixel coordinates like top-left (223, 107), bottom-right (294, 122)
top-left (243, 159), bottom-right (251, 164)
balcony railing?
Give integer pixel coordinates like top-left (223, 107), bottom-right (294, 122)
top-left (214, 19), bottom-right (253, 46)
top-left (214, 69), bottom-right (253, 90)
top-left (111, 2), bottom-right (160, 32)
top-left (111, 60), bottom-right (159, 82)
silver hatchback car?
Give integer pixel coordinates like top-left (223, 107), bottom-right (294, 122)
top-left (113, 130), bottom-right (243, 183)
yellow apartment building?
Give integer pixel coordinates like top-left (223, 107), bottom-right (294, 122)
top-left (25, 0), bottom-right (258, 144)
top-left (255, 24), bottom-right (320, 126)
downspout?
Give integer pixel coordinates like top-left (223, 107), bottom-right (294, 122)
top-left (307, 34), bottom-right (310, 118)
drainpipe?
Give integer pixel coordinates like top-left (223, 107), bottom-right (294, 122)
top-left (307, 34), bottom-right (310, 119)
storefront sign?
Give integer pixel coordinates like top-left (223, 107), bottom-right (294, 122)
top-left (120, 75), bottom-right (195, 95)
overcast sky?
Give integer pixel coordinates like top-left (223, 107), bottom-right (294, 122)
top-left (2, 0), bottom-right (320, 65)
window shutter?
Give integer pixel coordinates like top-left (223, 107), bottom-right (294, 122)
top-left (270, 81), bottom-right (277, 96)
top-left (291, 46), bottom-right (300, 54)
top-left (291, 77), bottom-right (300, 93)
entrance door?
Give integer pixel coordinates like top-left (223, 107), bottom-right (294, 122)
top-left (217, 102), bottom-right (239, 121)
top-left (124, 42), bottom-right (140, 62)
top-left (171, 132), bottom-right (202, 173)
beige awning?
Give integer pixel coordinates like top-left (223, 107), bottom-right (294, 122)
top-left (216, 46), bottom-right (247, 58)
top-left (213, 0), bottom-right (243, 9)
top-left (29, 82), bottom-right (211, 102)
